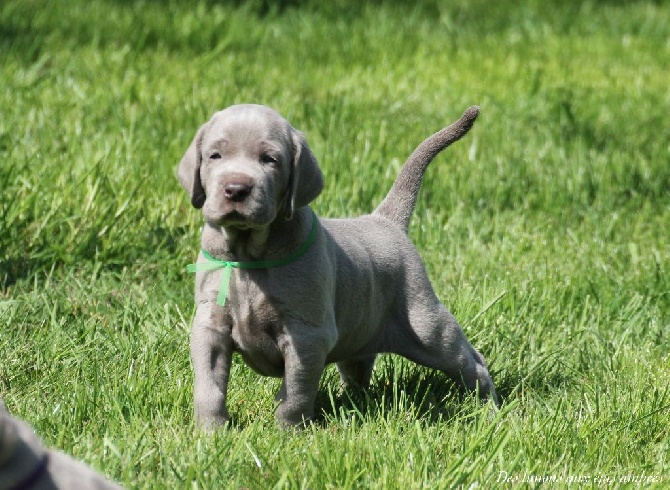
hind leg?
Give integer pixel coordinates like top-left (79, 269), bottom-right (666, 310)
top-left (337, 355), bottom-right (377, 388)
top-left (396, 301), bottom-right (498, 404)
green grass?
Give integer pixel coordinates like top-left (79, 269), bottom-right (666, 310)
top-left (1, 0), bottom-right (669, 487)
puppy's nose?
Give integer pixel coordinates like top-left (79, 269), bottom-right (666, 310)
top-left (223, 175), bottom-right (254, 202)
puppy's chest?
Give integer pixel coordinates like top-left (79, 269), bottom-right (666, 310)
top-left (227, 274), bottom-right (284, 366)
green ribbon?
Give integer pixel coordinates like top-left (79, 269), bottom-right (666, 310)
top-left (186, 211), bottom-right (319, 307)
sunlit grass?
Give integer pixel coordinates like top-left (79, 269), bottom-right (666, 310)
top-left (1, 0), bottom-right (669, 488)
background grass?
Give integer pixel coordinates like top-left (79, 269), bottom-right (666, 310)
top-left (1, 0), bottom-right (669, 488)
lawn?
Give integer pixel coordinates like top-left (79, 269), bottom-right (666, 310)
top-left (1, 0), bottom-right (669, 488)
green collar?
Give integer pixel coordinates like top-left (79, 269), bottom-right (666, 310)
top-left (186, 210), bottom-right (319, 307)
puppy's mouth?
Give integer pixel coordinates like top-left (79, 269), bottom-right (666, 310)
top-left (216, 210), bottom-right (258, 230)
top-left (205, 207), bottom-right (272, 231)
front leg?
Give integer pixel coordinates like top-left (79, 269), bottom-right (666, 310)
top-left (275, 330), bottom-right (329, 428)
top-left (191, 301), bottom-right (233, 430)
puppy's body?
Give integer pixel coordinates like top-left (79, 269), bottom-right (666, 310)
top-left (0, 405), bottom-right (123, 490)
top-left (180, 104), bottom-right (497, 427)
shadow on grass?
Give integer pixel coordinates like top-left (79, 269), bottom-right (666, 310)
top-left (309, 356), bottom-right (572, 427)
top-left (315, 373), bottom-right (466, 426)
top-left (310, 363), bottom-right (521, 427)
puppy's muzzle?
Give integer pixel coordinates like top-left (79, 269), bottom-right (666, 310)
top-left (222, 173), bottom-right (254, 203)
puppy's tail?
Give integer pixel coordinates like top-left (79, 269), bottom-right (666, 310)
top-left (373, 106), bottom-right (480, 232)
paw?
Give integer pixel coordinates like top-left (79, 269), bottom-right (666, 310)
top-left (195, 411), bottom-right (230, 432)
top-left (276, 403), bottom-right (313, 429)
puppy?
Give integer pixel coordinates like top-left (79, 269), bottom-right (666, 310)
top-left (0, 404), bottom-right (123, 489)
top-left (179, 104), bottom-right (497, 428)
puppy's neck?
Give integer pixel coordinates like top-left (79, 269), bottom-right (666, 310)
top-left (201, 207), bottom-right (314, 261)
top-left (204, 226), bottom-right (270, 260)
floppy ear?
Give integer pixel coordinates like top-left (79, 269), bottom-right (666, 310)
top-left (285, 130), bottom-right (324, 219)
top-left (178, 123), bottom-right (208, 209)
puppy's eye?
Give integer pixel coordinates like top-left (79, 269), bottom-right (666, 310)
top-left (261, 154), bottom-right (278, 165)
top-left (209, 152), bottom-right (222, 160)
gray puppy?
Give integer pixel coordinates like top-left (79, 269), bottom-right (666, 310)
top-left (0, 405), bottom-right (123, 489)
top-left (179, 104), bottom-right (497, 428)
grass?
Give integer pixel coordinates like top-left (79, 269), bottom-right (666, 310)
top-left (1, 0), bottom-right (669, 487)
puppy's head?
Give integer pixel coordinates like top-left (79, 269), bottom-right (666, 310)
top-left (178, 104), bottom-right (323, 229)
